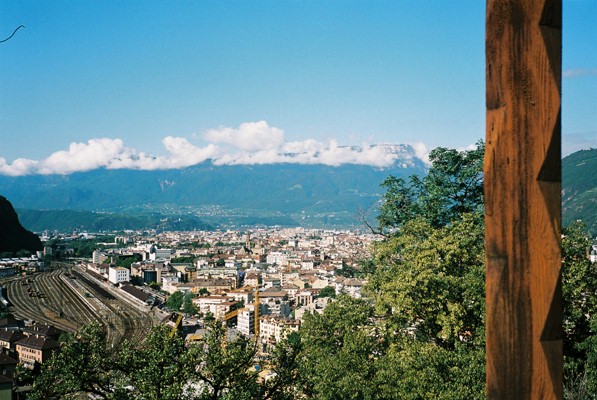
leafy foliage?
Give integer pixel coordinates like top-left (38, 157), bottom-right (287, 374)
top-left (28, 323), bottom-right (121, 400)
top-left (115, 253), bottom-right (142, 269)
top-left (298, 295), bottom-right (388, 400)
top-left (368, 213), bottom-right (485, 346)
top-left (119, 325), bottom-right (189, 400)
top-left (182, 291), bottom-right (199, 315)
top-left (186, 320), bottom-right (259, 400)
top-left (562, 221), bottom-right (597, 397)
top-left (258, 331), bottom-right (302, 400)
top-left (377, 142), bottom-right (484, 232)
top-left (166, 291), bottom-right (184, 311)
top-left (171, 256), bottom-right (197, 264)
top-left (291, 144), bottom-right (488, 399)
top-left (26, 320), bottom-right (300, 400)
top-left (318, 286), bottom-right (336, 298)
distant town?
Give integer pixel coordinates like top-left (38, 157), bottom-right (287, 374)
top-left (0, 226), bottom-right (379, 372)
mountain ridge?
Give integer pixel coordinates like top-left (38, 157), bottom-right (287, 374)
top-left (2, 155), bottom-right (427, 230)
top-left (3, 148), bottom-right (594, 233)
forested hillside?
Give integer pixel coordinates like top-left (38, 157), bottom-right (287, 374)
top-left (562, 148), bottom-right (597, 235)
top-left (1, 153), bottom-right (427, 230)
top-left (4, 147), bottom-right (594, 232)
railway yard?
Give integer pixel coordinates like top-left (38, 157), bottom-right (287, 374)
top-left (2, 267), bottom-right (158, 347)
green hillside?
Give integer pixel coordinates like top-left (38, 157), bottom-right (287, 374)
top-left (3, 148), bottom-right (595, 233)
top-left (562, 148), bottom-right (597, 235)
top-left (16, 208), bottom-right (215, 233)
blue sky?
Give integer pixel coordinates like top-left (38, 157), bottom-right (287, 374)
top-left (1, 0), bottom-right (595, 175)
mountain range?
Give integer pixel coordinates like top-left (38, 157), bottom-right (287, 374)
top-left (2, 145), bottom-right (427, 231)
top-left (1, 146), bottom-right (594, 234)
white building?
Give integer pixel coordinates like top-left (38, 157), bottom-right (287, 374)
top-left (108, 266), bottom-right (130, 285)
top-left (149, 246), bottom-right (173, 261)
top-left (161, 274), bottom-right (180, 293)
top-left (192, 296), bottom-right (237, 319)
top-left (237, 305), bottom-right (255, 336)
top-left (263, 276), bottom-right (281, 289)
top-left (266, 252), bottom-right (287, 266)
top-left (259, 315), bottom-right (300, 344)
top-left (87, 263), bottom-right (109, 276)
top-left (225, 287), bottom-right (254, 305)
top-left (92, 250), bottom-right (104, 265)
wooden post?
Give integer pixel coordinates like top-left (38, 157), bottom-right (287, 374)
top-left (485, 0), bottom-right (562, 399)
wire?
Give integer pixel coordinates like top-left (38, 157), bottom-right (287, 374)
top-left (0, 25), bottom-right (25, 43)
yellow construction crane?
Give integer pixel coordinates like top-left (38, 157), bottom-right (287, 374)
top-left (222, 285), bottom-right (260, 339)
top-left (254, 286), bottom-right (259, 339)
top-left (168, 313), bottom-right (183, 338)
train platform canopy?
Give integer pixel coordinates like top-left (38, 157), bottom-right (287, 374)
top-left (121, 284), bottom-right (154, 304)
top-left (22, 325), bottom-right (64, 341)
top-left (0, 316), bottom-right (25, 330)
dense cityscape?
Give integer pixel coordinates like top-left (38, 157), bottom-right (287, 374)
top-left (7, 226), bottom-right (375, 347)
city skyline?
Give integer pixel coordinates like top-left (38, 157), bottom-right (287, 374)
top-left (1, 1), bottom-right (595, 175)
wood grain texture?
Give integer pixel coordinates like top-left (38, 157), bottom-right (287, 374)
top-left (485, 1), bottom-right (562, 399)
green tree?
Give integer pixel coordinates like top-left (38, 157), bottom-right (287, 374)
top-left (16, 249), bottom-right (32, 258)
top-left (561, 221), bottom-right (597, 397)
top-left (166, 291), bottom-right (184, 311)
top-left (298, 295), bottom-right (388, 399)
top-left (418, 143), bottom-right (484, 227)
top-left (367, 213), bottom-right (485, 347)
top-left (318, 286), bottom-right (336, 298)
top-left (377, 142), bottom-right (484, 232)
top-left (186, 320), bottom-right (259, 400)
top-left (258, 331), bottom-right (302, 400)
top-left (299, 142), bottom-right (487, 399)
top-left (182, 291), bottom-right (198, 315)
top-left (115, 253), bottom-right (142, 269)
top-left (119, 325), bottom-right (190, 400)
top-left (28, 323), bottom-right (121, 400)
top-left (171, 256), bottom-right (196, 264)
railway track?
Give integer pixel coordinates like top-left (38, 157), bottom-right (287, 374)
top-left (6, 275), bottom-right (73, 332)
top-left (4, 268), bottom-right (157, 347)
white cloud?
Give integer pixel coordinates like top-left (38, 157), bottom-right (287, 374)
top-left (0, 137), bottom-right (219, 176)
top-left (0, 157), bottom-right (39, 177)
top-left (212, 139), bottom-right (401, 168)
top-left (0, 121), bottom-right (428, 176)
top-left (204, 121), bottom-right (284, 152)
top-left (38, 138), bottom-right (127, 174)
top-left (563, 68), bottom-right (597, 78)
top-left (408, 142), bottom-right (431, 165)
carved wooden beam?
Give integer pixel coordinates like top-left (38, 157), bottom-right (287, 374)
top-left (485, 0), bottom-right (562, 399)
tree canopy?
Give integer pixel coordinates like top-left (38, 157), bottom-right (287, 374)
top-left (377, 141), bottom-right (484, 232)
